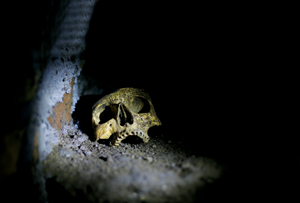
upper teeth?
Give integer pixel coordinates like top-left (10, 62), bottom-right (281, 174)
top-left (112, 130), bottom-right (149, 147)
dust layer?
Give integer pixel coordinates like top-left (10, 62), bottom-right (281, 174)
top-left (42, 123), bottom-right (223, 203)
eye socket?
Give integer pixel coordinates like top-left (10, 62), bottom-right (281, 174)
top-left (99, 104), bottom-right (118, 124)
top-left (132, 97), bottom-right (151, 114)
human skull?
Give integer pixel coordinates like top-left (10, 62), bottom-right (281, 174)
top-left (92, 88), bottom-right (161, 146)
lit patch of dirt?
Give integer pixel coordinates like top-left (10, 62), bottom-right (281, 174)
top-left (42, 123), bottom-right (223, 203)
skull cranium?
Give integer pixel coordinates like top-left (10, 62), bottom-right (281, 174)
top-left (92, 88), bottom-right (161, 146)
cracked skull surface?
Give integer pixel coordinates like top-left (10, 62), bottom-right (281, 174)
top-left (92, 88), bottom-right (162, 146)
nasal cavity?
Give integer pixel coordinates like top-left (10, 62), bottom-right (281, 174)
top-left (118, 104), bottom-right (133, 126)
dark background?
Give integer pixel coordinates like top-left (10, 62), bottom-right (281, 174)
top-left (82, 1), bottom-right (258, 166)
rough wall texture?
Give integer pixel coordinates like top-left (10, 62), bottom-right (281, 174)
top-left (23, 0), bottom-right (97, 201)
top-left (47, 78), bottom-right (75, 135)
top-left (1, 0), bottom-right (70, 184)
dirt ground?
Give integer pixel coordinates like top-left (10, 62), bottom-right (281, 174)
top-left (42, 121), bottom-right (224, 203)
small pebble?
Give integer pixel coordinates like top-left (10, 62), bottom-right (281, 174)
top-left (143, 156), bottom-right (153, 163)
top-left (78, 135), bottom-right (88, 142)
top-left (86, 151), bottom-right (92, 156)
